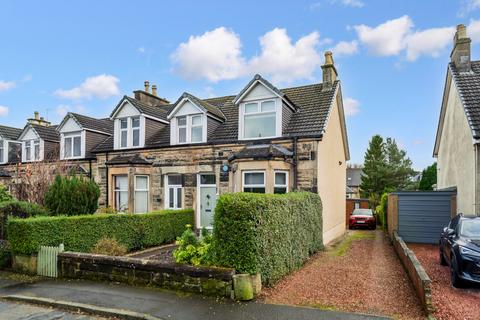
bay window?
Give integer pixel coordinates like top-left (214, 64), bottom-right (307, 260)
top-left (114, 175), bottom-right (128, 212)
top-left (134, 175), bottom-right (149, 213)
top-left (274, 171), bottom-right (289, 194)
top-left (175, 114), bottom-right (204, 144)
top-left (242, 100), bottom-right (277, 139)
top-left (63, 133), bottom-right (82, 159)
top-left (118, 116), bottom-right (142, 149)
top-left (165, 175), bottom-right (182, 209)
top-left (243, 171), bottom-right (265, 193)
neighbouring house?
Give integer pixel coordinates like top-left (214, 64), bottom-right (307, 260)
top-left (18, 113), bottom-right (59, 163)
top-left (0, 125), bottom-right (23, 164)
top-left (0, 51), bottom-right (350, 244)
top-left (346, 165), bottom-right (363, 198)
top-left (434, 24), bottom-right (480, 215)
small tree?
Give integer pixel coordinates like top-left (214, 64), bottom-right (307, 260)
top-left (45, 174), bottom-right (100, 215)
top-left (419, 163), bottom-right (437, 191)
top-left (360, 135), bottom-right (388, 206)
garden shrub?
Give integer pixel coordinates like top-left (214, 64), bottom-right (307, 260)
top-left (44, 175), bottom-right (100, 216)
top-left (0, 240), bottom-right (11, 269)
top-left (96, 206), bottom-right (117, 214)
top-left (375, 192), bottom-right (388, 229)
top-left (91, 237), bottom-right (127, 256)
top-left (210, 192), bottom-right (323, 285)
top-left (0, 185), bottom-right (14, 202)
top-left (7, 209), bottom-right (194, 255)
top-left (173, 225), bottom-right (212, 266)
top-left (0, 200), bottom-right (49, 239)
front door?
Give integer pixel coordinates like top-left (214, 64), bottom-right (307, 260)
top-left (198, 174), bottom-right (217, 228)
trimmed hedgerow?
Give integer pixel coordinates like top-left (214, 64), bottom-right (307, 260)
top-left (7, 209), bottom-right (193, 255)
top-left (211, 192), bottom-right (323, 285)
top-left (0, 200), bottom-right (49, 239)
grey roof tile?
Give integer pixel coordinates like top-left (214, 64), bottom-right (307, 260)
top-left (69, 113), bottom-right (113, 134)
top-left (229, 144), bottom-right (293, 161)
top-left (0, 125), bottom-right (23, 140)
top-left (31, 124), bottom-right (60, 142)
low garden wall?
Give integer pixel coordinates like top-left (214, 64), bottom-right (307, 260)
top-left (392, 231), bottom-right (434, 314)
top-left (211, 192), bottom-right (323, 285)
top-left (7, 209), bottom-right (194, 273)
top-left (58, 252), bottom-right (236, 297)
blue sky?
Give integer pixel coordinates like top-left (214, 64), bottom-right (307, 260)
top-left (0, 0), bottom-right (479, 170)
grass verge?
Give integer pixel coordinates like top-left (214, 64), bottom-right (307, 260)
top-left (329, 231), bottom-right (376, 257)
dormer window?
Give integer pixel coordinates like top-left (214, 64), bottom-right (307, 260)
top-left (0, 140), bottom-right (4, 164)
top-left (241, 100), bottom-right (279, 139)
top-left (63, 132), bottom-right (82, 159)
top-left (175, 114), bottom-right (205, 144)
top-left (25, 139), bottom-right (40, 162)
top-left (118, 116), bottom-right (142, 149)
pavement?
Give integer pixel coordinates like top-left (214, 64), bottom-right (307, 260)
top-left (0, 278), bottom-right (390, 320)
top-left (0, 300), bottom-right (102, 319)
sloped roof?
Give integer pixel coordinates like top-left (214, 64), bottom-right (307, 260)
top-left (93, 80), bottom-right (340, 152)
top-left (111, 96), bottom-right (171, 122)
top-left (105, 154), bottom-right (152, 166)
top-left (67, 113), bottom-right (113, 135)
top-left (169, 92), bottom-right (226, 121)
top-left (228, 144), bottom-right (293, 161)
top-left (450, 61), bottom-right (480, 138)
top-left (30, 124), bottom-right (60, 142)
top-left (0, 125), bottom-right (22, 140)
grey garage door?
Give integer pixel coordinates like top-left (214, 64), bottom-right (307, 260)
top-left (397, 192), bottom-right (454, 244)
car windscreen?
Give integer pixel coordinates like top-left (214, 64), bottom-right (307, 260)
top-left (459, 219), bottom-right (480, 240)
top-left (352, 209), bottom-right (373, 216)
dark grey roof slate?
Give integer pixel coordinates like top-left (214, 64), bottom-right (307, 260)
top-left (229, 144), bottom-right (293, 161)
top-left (31, 124), bottom-right (60, 142)
top-left (450, 61), bottom-right (480, 138)
top-left (69, 113), bottom-right (113, 135)
top-left (347, 167), bottom-right (363, 187)
top-left (114, 96), bottom-right (171, 122)
top-left (105, 154), bottom-right (152, 166)
top-left (0, 125), bottom-right (22, 140)
top-left (170, 92), bottom-right (226, 121)
top-left (93, 80), bottom-right (338, 152)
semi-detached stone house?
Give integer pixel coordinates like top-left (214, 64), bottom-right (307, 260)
top-left (434, 24), bottom-right (480, 216)
top-left (0, 52), bottom-right (350, 244)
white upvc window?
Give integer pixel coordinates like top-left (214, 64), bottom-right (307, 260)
top-left (0, 140), bottom-right (4, 164)
top-left (63, 132), bottom-right (82, 159)
top-left (165, 175), bottom-right (182, 209)
top-left (134, 175), bottom-right (149, 214)
top-left (243, 171), bottom-right (266, 193)
top-left (240, 99), bottom-right (279, 139)
top-left (175, 114), bottom-right (204, 144)
top-left (118, 116), bottom-right (142, 149)
top-left (114, 175), bottom-right (128, 212)
top-left (24, 139), bottom-right (41, 162)
top-left (274, 171), bottom-right (289, 194)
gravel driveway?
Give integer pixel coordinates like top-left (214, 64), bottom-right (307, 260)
top-left (261, 230), bottom-right (425, 320)
top-left (409, 244), bottom-right (480, 320)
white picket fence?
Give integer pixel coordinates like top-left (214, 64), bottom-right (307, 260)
top-left (37, 244), bottom-right (64, 278)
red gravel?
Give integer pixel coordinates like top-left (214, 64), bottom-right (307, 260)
top-left (260, 230), bottom-right (425, 319)
top-left (409, 244), bottom-right (480, 320)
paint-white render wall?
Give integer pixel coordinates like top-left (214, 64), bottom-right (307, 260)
top-left (437, 79), bottom-right (475, 214)
top-left (317, 95), bottom-right (347, 245)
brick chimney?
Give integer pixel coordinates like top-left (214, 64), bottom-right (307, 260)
top-left (321, 51), bottom-right (338, 91)
top-left (134, 80), bottom-right (170, 106)
top-left (28, 111), bottom-right (50, 127)
top-left (451, 24), bottom-right (471, 72)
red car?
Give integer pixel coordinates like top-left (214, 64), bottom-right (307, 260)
top-left (349, 208), bottom-right (376, 230)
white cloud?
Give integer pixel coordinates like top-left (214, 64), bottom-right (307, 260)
top-left (405, 27), bottom-right (456, 61)
top-left (0, 80), bottom-right (16, 92)
top-left (171, 27), bottom-right (246, 82)
top-left (354, 15), bottom-right (413, 56)
top-left (339, 0), bottom-right (364, 8)
top-left (248, 28), bottom-right (322, 83)
top-left (171, 27), bottom-right (323, 84)
top-left (468, 19), bottom-right (480, 42)
top-left (331, 40), bottom-right (358, 56)
top-left (54, 74), bottom-right (120, 100)
top-left (459, 0), bottom-right (480, 16)
top-left (0, 105), bottom-right (9, 117)
top-left (343, 97), bottom-right (360, 116)
top-left (56, 104), bottom-right (86, 117)
top-left (137, 47), bottom-right (146, 53)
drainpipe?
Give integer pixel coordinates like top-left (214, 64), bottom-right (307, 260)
top-left (293, 137), bottom-right (298, 191)
top-left (105, 152), bottom-right (109, 208)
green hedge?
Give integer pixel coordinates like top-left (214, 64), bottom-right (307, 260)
top-left (211, 192), bottom-right (323, 285)
top-left (0, 201), bottom-right (49, 239)
top-left (7, 209), bottom-right (194, 255)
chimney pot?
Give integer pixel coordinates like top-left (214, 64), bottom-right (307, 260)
top-left (321, 51), bottom-right (338, 91)
top-left (34, 111), bottom-right (39, 120)
top-left (152, 85), bottom-right (157, 97)
top-left (144, 81), bottom-right (150, 93)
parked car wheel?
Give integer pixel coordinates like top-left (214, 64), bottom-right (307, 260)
top-left (439, 247), bottom-right (447, 266)
top-left (450, 257), bottom-right (463, 288)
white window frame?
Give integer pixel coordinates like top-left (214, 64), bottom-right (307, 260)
top-left (23, 139), bottom-right (42, 162)
top-left (62, 132), bottom-right (83, 160)
top-left (242, 170), bottom-right (266, 193)
top-left (174, 114), bottom-right (206, 144)
top-left (165, 175), bottom-right (183, 209)
top-left (117, 116), bottom-right (144, 149)
top-left (134, 175), bottom-right (149, 214)
top-left (239, 99), bottom-right (281, 140)
top-left (274, 170), bottom-right (289, 194)
top-left (0, 140), bottom-right (4, 164)
top-left (114, 175), bottom-right (129, 212)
